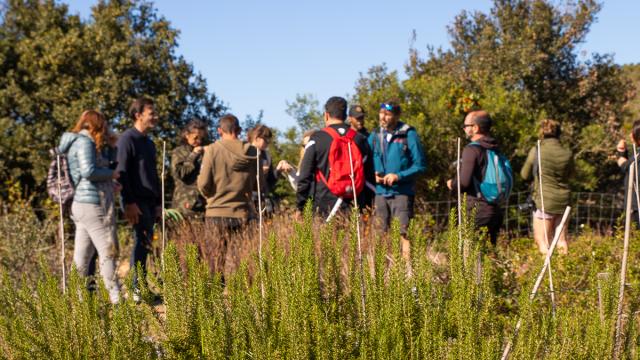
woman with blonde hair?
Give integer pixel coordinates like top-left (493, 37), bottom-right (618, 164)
top-left (57, 110), bottom-right (121, 303)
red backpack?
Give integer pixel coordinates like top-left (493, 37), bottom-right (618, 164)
top-left (316, 127), bottom-right (365, 199)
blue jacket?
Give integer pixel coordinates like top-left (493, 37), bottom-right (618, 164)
top-left (57, 130), bottom-right (114, 204)
top-left (368, 122), bottom-right (427, 196)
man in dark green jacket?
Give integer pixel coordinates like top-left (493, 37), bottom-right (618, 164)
top-left (521, 119), bottom-right (574, 255)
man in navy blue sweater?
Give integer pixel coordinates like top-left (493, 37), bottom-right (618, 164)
top-left (116, 97), bottom-right (161, 298)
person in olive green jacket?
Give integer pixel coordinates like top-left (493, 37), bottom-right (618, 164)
top-left (171, 119), bottom-right (209, 218)
top-left (521, 119), bottom-right (574, 255)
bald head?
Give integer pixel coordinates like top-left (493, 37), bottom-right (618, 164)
top-left (465, 110), bottom-right (492, 134)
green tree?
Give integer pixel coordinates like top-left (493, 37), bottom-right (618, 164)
top-left (0, 0), bottom-right (225, 201)
top-left (355, 0), bottom-right (632, 195)
top-left (622, 63), bottom-right (640, 125)
top-left (285, 93), bottom-right (323, 134)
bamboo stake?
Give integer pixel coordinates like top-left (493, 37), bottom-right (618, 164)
top-left (597, 272), bottom-right (609, 323)
top-left (56, 152), bottom-right (66, 294)
top-left (457, 138), bottom-right (463, 258)
top-left (161, 141), bottom-right (166, 271)
top-left (256, 148), bottom-right (265, 299)
top-left (537, 140), bottom-right (556, 316)
top-left (347, 141), bottom-right (367, 320)
top-left (500, 206), bottom-right (571, 360)
top-left (633, 144), bottom-right (640, 225)
top-left (614, 160), bottom-right (635, 358)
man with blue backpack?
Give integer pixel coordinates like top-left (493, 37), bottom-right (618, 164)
top-left (447, 110), bottom-right (513, 246)
top-left (369, 101), bottom-right (426, 275)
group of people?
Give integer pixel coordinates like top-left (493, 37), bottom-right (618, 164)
top-left (61, 92), bottom-right (640, 304)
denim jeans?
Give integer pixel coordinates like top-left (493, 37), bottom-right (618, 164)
top-left (71, 201), bottom-right (121, 303)
top-left (130, 201), bottom-right (156, 288)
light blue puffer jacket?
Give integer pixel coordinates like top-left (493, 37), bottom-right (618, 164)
top-left (57, 130), bottom-right (113, 204)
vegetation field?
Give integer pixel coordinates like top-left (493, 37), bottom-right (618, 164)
top-left (2, 196), bottom-right (640, 359)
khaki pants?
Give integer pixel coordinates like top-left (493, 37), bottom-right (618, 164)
top-left (533, 213), bottom-right (568, 255)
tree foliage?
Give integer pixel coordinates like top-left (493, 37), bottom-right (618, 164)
top-left (622, 63), bottom-right (640, 125)
top-left (0, 0), bottom-right (225, 200)
top-left (354, 0), bottom-right (633, 196)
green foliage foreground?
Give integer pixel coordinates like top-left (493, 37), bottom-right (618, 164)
top-left (1, 208), bottom-right (640, 359)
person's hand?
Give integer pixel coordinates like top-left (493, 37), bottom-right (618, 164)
top-left (124, 203), bottom-right (142, 225)
top-left (383, 173), bottom-right (399, 186)
top-left (375, 172), bottom-right (385, 184)
top-left (154, 206), bottom-right (163, 222)
top-left (617, 139), bottom-right (627, 152)
top-left (193, 146), bottom-right (205, 155)
top-left (276, 160), bottom-right (293, 172)
top-left (113, 181), bottom-right (122, 193)
top-left (446, 179), bottom-right (453, 190)
top-left (112, 171), bottom-right (120, 180)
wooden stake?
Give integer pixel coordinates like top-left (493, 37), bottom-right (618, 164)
top-left (633, 144), bottom-right (640, 225)
top-left (501, 206), bottom-right (571, 360)
top-left (614, 160), bottom-right (635, 359)
top-left (161, 141), bottom-right (166, 271)
top-left (597, 272), bottom-right (609, 323)
top-left (537, 140), bottom-right (556, 316)
top-left (256, 148), bottom-right (265, 299)
top-left (348, 141), bottom-right (367, 320)
top-left (457, 138), bottom-right (463, 259)
top-left (56, 152), bottom-right (66, 294)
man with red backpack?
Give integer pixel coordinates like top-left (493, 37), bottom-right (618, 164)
top-left (296, 96), bottom-right (373, 218)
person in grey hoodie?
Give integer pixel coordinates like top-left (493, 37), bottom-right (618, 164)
top-left (57, 110), bottom-right (121, 304)
top-left (197, 114), bottom-right (258, 276)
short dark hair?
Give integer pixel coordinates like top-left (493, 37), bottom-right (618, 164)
top-left (540, 119), bottom-right (561, 139)
top-left (324, 96), bottom-right (347, 121)
top-left (467, 110), bottom-right (492, 133)
top-left (218, 114), bottom-right (241, 134)
top-left (248, 124), bottom-right (273, 143)
top-left (382, 100), bottom-right (402, 116)
top-left (181, 118), bottom-right (208, 144)
top-left (129, 97), bottom-right (154, 121)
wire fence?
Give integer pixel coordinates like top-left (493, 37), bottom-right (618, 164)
top-left (18, 191), bottom-right (626, 240)
top-left (417, 191), bottom-right (625, 238)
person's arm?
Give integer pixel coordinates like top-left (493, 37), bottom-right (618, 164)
top-left (520, 147), bottom-right (535, 181)
top-left (171, 147), bottom-right (202, 182)
top-left (116, 136), bottom-right (136, 205)
top-left (450, 146), bottom-right (478, 193)
top-left (197, 144), bottom-right (216, 198)
top-left (361, 137), bottom-right (375, 185)
top-left (76, 137), bottom-right (113, 182)
top-left (397, 129), bottom-right (427, 181)
top-left (296, 139), bottom-right (317, 211)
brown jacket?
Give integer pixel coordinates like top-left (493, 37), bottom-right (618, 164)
top-left (197, 139), bottom-right (258, 219)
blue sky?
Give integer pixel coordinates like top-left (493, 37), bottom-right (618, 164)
top-left (63, 0), bottom-right (640, 131)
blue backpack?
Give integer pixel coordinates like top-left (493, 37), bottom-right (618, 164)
top-left (470, 142), bottom-right (513, 204)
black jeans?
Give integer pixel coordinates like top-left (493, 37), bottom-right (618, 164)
top-left (130, 201), bottom-right (155, 288)
top-left (468, 197), bottom-right (503, 246)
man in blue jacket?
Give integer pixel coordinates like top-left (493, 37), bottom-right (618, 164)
top-left (369, 101), bottom-right (426, 276)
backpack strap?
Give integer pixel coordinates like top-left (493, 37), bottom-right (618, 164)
top-left (322, 126), bottom-right (340, 140)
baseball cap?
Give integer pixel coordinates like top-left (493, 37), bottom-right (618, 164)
top-left (348, 105), bottom-right (366, 119)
